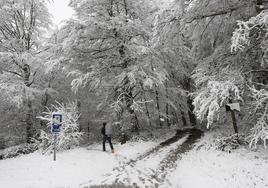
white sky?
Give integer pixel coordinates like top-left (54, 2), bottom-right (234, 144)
top-left (47, 0), bottom-right (74, 26)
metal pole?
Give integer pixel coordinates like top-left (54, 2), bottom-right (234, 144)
top-left (53, 133), bottom-right (57, 161)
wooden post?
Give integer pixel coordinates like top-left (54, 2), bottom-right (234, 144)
top-left (53, 134), bottom-right (57, 161)
top-left (228, 99), bottom-right (238, 134)
top-left (230, 109), bottom-right (238, 134)
top-left (87, 122), bottom-right (90, 142)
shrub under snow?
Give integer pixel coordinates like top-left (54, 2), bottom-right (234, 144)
top-left (37, 101), bottom-right (83, 154)
top-left (0, 143), bottom-right (37, 159)
top-left (215, 134), bottom-right (248, 153)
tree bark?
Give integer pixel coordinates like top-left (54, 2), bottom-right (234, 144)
top-left (40, 88), bottom-right (49, 128)
top-left (183, 77), bottom-right (196, 126)
top-left (165, 85), bottom-right (171, 126)
top-left (181, 110), bottom-right (187, 126)
top-left (22, 65), bottom-right (36, 143)
top-left (187, 97), bottom-right (196, 126)
top-left (25, 95), bottom-right (34, 143)
top-left (125, 90), bottom-right (140, 131)
top-left (76, 100), bottom-right (82, 132)
top-left (140, 83), bottom-right (152, 127)
top-left (145, 98), bottom-right (152, 127)
top-left (155, 89), bottom-right (163, 127)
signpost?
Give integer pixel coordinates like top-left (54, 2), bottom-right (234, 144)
top-left (226, 103), bottom-right (240, 112)
top-left (226, 100), bottom-right (240, 134)
top-left (52, 113), bottom-right (62, 161)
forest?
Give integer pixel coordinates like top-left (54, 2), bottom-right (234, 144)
top-left (0, 0), bottom-right (267, 188)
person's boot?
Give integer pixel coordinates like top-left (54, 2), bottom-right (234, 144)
top-left (112, 149), bottom-right (115, 153)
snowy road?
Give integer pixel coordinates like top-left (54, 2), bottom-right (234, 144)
top-left (0, 129), bottom-right (197, 188)
top-left (1, 129), bottom-right (266, 188)
top-left (84, 128), bottom-right (203, 187)
top-left (0, 140), bottom-right (159, 188)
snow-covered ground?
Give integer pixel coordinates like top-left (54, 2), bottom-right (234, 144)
top-left (162, 133), bottom-right (268, 188)
top-left (1, 131), bottom-right (268, 188)
top-left (85, 135), bottom-right (188, 187)
top-left (0, 140), bottom-right (159, 188)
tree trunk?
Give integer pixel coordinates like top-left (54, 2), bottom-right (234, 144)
top-left (22, 65), bottom-right (36, 143)
top-left (25, 98), bottom-right (34, 143)
top-left (145, 101), bottom-right (152, 127)
top-left (187, 97), bottom-right (196, 126)
top-left (181, 110), bottom-right (187, 126)
top-left (155, 89), bottom-right (163, 127)
top-left (76, 100), bottom-right (82, 132)
top-left (126, 91), bottom-right (140, 131)
top-left (183, 77), bottom-right (196, 126)
top-left (165, 85), bottom-right (171, 126)
top-left (140, 83), bottom-right (152, 127)
top-left (40, 88), bottom-right (50, 128)
top-left (143, 92), bottom-right (152, 127)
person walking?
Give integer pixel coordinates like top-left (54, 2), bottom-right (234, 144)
top-left (101, 122), bottom-right (114, 153)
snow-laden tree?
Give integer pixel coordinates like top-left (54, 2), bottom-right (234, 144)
top-left (247, 87), bottom-right (268, 148)
top-left (231, 10), bottom-right (268, 147)
top-left (0, 0), bottom-right (52, 143)
top-left (193, 80), bottom-right (242, 129)
top-left (37, 101), bottom-right (83, 153)
top-left (149, 0), bottom-right (197, 127)
top-left (54, 0), bottom-right (168, 131)
top-left (159, 0), bottom-right (268, 140)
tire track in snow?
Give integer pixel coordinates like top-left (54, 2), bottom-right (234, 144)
top-left (155, 128), bottom-right (203, 186)
top-left (84, 128), bottom-right (203, 188)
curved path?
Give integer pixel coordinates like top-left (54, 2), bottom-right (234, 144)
top-left (86, 128), bottom-right (203, 188)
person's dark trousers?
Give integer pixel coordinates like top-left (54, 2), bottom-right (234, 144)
top-left (103, 135), bottom-right (114, 151)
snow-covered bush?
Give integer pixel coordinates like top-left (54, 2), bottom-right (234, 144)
top-left (0, 143), bottom-right (37, 159)
top-left (37, 102), bottom-right (83, 154)
top-left (193, 80), bottom-right (242, 128)
top-left (215, 134), bottom-right (247, 153)
top-left (247, 87), bottom-right (268, 148)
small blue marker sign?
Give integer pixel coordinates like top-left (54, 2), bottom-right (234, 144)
top-left (51, 113), bottom-right (62, 161)
top-left (52, 113), bottom-right (62, 133)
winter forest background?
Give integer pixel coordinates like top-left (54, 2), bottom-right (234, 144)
top-left (0, 0), bottom-right (268, 187)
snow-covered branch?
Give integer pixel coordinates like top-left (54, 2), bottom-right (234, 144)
top-left (193, 80), bottom-right (242, 128)
top-left (247, 87), bottom-right (268, 148)
top-left (231, 10), bottom-right (268, 53)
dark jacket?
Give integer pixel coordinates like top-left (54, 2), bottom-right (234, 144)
top-left (101, 123), bottom-right (113, 136)
top-left (101, 126), bottom-right (105, 135)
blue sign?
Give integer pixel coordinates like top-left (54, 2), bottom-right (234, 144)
top-left (52, 124), bottom-right (61, 133)
top-left (52, 114), bottom-right (62, 133)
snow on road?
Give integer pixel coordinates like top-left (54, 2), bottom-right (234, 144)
top-left (1, 131), bottom-right (268, 188)
top-left (0, 140), bottom-right (159, 188)
top-left (161, 133), bottom-right (268, 188)
top-left (86, 135), bottom-right (189, 187)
